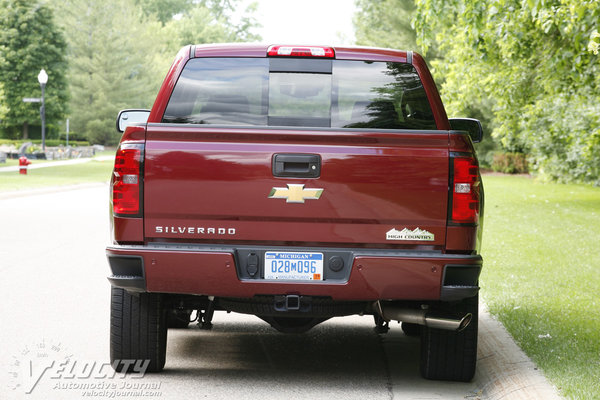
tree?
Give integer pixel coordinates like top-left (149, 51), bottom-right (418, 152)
top-left (0, 83), bottom-right (7, 124)
top-left (135, 0), bottom-right (195, 25)
top-left (53, 0), bottom-right (167, 145)
top-left (161, 0), bottom-right (261, 52)
top-left (354, 0), bottom-right (495, 166)
top-left (355, 0), bottom-right (420, 52)
top-left (355, 0), bottom-right (600, 182)
top-left (52, 0), bottom-right (260, 145)
top-left (413, 0), bottom-right (600, 182)
top-left (0, 0), bottom-right (68, 140)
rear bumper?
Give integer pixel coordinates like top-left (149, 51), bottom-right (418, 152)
top-left (106, 244), bottom-right (481, 302)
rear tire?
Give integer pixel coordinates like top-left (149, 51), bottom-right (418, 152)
top-left (110, 287), bottom-right (167, 372)
top-left (420, 295), bottom-right (478, 382)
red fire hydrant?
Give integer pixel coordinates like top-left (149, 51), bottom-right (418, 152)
top-left (19, 156), bottom-right (31, 175)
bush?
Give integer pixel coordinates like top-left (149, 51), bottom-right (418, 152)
top-left (0, 139), bottom-right (89, 147)
top-left (491, 152), bottom-right (529, 174)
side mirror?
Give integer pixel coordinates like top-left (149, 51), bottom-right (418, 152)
top-left (116, 109), bottom-right (150, 133)
top-left (449, 118), bottom-right (483, 143)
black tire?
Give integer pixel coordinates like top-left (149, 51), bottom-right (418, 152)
top-left (420, 295), bottom-right (478, 382)
top-left (167, 309), bottom-right (192, 329)
top-left (110, 287), bottom-right (167, 372)
top-left (401, 322), bottom-right (421, 337)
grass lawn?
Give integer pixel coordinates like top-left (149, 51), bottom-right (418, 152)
top-left (0, 149), bottom-right (116, 168)
top-left (0, 158), bottom-right (114, 192)
top-left (480, 174), bottom-right (600, 399)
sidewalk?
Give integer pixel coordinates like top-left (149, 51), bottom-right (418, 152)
top-left (0, 181), bottom-right (109, 200)
top-left (0, 155), bottom-right (114, 173)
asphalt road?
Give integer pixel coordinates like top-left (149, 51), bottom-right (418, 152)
top-left (0, 185), bottom-right (561, 399)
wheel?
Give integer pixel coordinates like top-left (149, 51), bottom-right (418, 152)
top-left (420, 295), bottom-right (478, 382)
top-left (110, 287), bottom-right (167, 372)
top-left (167, 309), bottom-right (192, 329)
top-left (401, 322), bottom-right (421, 337)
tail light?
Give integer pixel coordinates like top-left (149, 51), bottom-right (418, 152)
top-left (267, 45), bottom-right (335, 58)
top-left (112, 143), bottom-right (143, 216)
top-left (450, 155), bottom-right (480, 224)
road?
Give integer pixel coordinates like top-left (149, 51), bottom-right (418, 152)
top-left (0, 185), bottom-right (561, 399)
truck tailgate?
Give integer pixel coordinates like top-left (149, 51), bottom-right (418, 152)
top-left (144, 125), bottom-right (449, 247)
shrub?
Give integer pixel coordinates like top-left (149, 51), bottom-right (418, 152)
top-left (0, 139), bottom-right (89, 148)
top-left (491, 152), bottom-right (529, 174)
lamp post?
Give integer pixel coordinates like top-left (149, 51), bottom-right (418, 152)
top-left (37, 69), bottom-right (48, 152)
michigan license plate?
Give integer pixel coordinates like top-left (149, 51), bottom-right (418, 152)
top-left (264, 252), bottom-right (323, 280)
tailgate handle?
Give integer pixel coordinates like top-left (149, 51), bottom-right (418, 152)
top-left (272, 154), bottom-right (321, 178)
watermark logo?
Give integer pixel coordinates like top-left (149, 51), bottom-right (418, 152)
top-left (7, 338), bottom-right (162, 397)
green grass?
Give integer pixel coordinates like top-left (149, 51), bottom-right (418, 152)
top-left (1, 149), bottom-right (116, 168)
top-left (0, 158), bottom-right (114, 192)
top-left (1, 159), bottom-right (19, 167)
top-left (480, 175), bottom-right (600, 399)
top-left (1, 157), bottom-right (80, 168)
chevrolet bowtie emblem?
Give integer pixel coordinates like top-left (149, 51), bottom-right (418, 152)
top-left (268, 184), bottom-right (324, 203)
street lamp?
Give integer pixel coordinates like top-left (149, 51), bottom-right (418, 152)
top-left (37, 69), bottom-right (48, 152)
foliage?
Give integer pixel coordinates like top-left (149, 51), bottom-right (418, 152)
top-left (136, 0), bottom-right (195, 25)
top-left (47, 0), bottom-right (260, 145)
top-left (491, 152), bottom-right (529, 174)
top-left (0, 0), bottom-right (68, 139)
top-left (354, 0), bottom-right (497, 162)
top-left (53, 0), bottom-right (164, 145)
top-left (161, 0), bottom-right (261, 50)
top-left (137, 0), bottom-right (261, 44)
top-left (481, 175), bottom-right (600, 399)
top-left (0, 138), bottom-right (89, 147)
top-left (412, 0), bottom-right (600, 183)
top-left (0, 82), bottom-right (7, 122)
top-left (354, 0), bottom-right (420, 52)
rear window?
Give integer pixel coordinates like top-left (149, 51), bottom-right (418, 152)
top-left (163, 58), bottom-right (436, 130)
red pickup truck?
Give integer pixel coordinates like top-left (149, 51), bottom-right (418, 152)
top-left (107, 44), bottom-right (484, 382)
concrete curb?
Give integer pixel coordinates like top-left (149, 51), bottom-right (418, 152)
top-left (474, 303), bottom-right (563, 399)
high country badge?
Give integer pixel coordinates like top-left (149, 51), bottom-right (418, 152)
top-left (386, 227), bottom-right (435, 241)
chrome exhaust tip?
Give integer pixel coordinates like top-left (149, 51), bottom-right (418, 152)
top-left (375, 301), bottom-right (472, 332)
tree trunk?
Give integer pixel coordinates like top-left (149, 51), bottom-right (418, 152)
top-left (22, 121), bottom-right (29, 140)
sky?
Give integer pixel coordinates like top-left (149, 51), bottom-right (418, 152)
top-left (237, 0), bottom-right (357, 45)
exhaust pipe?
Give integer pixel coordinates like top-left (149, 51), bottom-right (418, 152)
top-left (375, 302), bottom-right (472, 332)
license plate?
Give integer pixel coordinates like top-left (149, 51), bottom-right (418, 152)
top-left (264, 251), bottom-right (323, 281)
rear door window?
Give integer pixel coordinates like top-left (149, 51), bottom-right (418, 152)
top-left (162, 58), bottom-right (268, 125)
top-left (163, 57), bottom-right (436, 130)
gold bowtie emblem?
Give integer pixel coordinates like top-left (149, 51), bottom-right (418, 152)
top-left (268, 184), bottom-right (324, 203)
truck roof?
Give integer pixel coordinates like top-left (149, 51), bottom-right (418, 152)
top-left (192, 43), bottom-right (410, 63)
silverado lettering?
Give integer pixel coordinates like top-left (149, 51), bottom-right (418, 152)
top-left (107, 44), bottom-right (485, 382)
top-left (154, 226), bottom-right (236, 235)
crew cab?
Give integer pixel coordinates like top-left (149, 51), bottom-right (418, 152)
top-left (107, 44), bottom-right (484, 382)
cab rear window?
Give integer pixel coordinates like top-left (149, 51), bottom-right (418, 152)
top-left (163, 57), bottom-right (436, 130)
